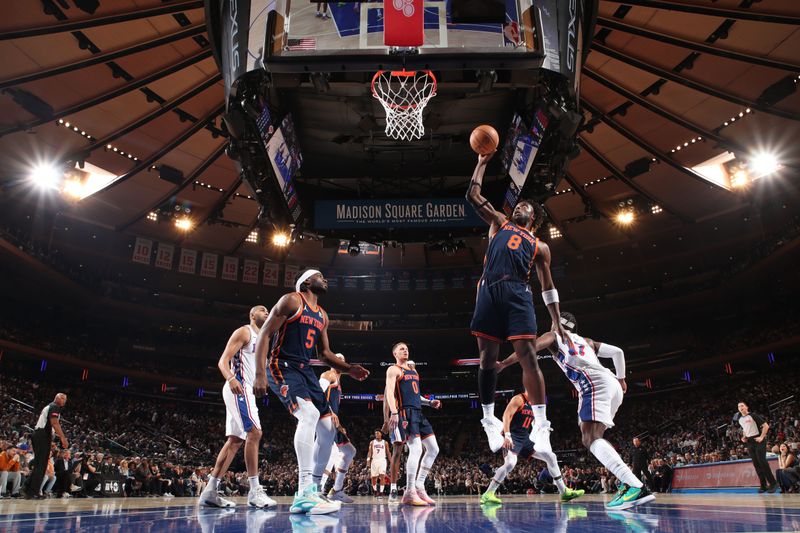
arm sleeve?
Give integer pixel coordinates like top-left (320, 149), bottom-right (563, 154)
top-left (420, 395), bottom-right (431, 406)
top-left (597, 343), bottom-right (626, 379)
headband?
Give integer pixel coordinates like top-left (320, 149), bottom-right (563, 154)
top-left (296, 269), bottom-right (322, 293)
top-left (560, 316), bottom-right (575, 330)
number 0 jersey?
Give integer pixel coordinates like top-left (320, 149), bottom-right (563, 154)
top-left (270, 292), bottom-right (326, 366)
top-left (394, 365), bottom-right (422, 410)
top-left (483, 220), bottom-right (539, 283)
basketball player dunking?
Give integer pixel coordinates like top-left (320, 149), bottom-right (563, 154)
top-left (466, 152), bottom-right (571, 453)
top-left (498, 312), bottom-right (655, 510)
top-left (199, 305), bottom-right (276, 509)
top-left (318, 357), bottom-right (357, 504)
top-left (481, 392), bottom-right (583, 505)
top-left (254, 270), bottom-right (369, 515)
top-left (385, 343), bottom-right (441, 506)
top-left (367, 430), bottom-right (389, 499)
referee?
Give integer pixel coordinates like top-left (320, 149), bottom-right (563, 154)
top-left (25, 393), bottom-right (68, 499)
top-left (734, 401), bottom-right (777, 493)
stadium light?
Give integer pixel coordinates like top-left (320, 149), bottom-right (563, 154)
top-left (29, 163), bottom-right (62, 190)
top-left (62, 178), bottom-right (86, 199)
top-left (615, 210), bottom-right (635, 225)
top-left (730, 169), bottom-right (749, 189)
top-left (749, 152), bottom-right (780, 178)
top-left (272, 231), bottom-right (290, 247)
top-left (246, 230), bottom-right (259, 243)
top-left (174, 217), bottom-right (193, 231)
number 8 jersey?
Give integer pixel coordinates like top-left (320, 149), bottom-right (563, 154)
top-left (483, 220), bottom-right (538, 283)
top-left (270, 292), bottom-right (326, 365)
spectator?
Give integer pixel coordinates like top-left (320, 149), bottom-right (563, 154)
top-left (776, 443), bottom-right (797, 493)
top-left (0, 445), bottom-right (22, 498)
top-left (54, 449), bottom-right (73, 498)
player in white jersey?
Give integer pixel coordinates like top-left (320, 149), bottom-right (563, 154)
top-left (367, 430), bottom-right (389, 498)
top-left (199, 305), bottom-right (276, 509)
top-left (498, 312), bottom-right (654, 510)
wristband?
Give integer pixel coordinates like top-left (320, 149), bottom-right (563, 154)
top-left (470, 180), bottom-right (482, 189)
top-left (390, 412), bottom-right (398, 416)
top-left (227, 376), bottom-right (236, 383)
top-left (542, 289), bottom-right (559, 305)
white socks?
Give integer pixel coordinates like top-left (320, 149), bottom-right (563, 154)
top-left (391, 483), bottom-right (397, 491)
top-left (532, 404), bottom-right (548, 425)
top-left (334, 469), bottom-right (347, 491)
top-left (482, 403), bottom-right (496, 419)
top-left (248, 475), bottom-right (259, 492)
top-left (589, 439), bottom-right (643, 489)
top-left (292, 398), bottom-right (320, 491)
top-left (534, 449), bottom-right (565, 494)
top-left (207, 476), bottom-right (219, 492)
top-left (406, 437), bottom-right (423, 491)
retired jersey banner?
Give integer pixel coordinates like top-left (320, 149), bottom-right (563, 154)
top-left (263, 262), bottom-right (279, 286)
top-left (284, 265), bottom-right (299, 288)
top-left (200, 252), bottom-right (218, 278)
top-left (178, 248), bottom-right (197, 274)
top-left (315, 198), bottom-right (484, 229)
top-left (155, 243), bottom-right (174, 270)
top-left (221, 256), bottom-right (239, 281)
top-left (132, 237), bottom-right (152, 265)
top-left (243, 259), bottom-right (259, 284)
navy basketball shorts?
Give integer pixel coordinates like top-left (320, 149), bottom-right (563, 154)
top-left (470, 278), bottom-right (537, 342)
top-left (267, 359), bottom-right (330, 416)
top-left (395, 407), bottom-right (434, 442)
top-left (510, 431), bottom-right (535, 459)
top-left (334, 429), bottom-right (350, 446)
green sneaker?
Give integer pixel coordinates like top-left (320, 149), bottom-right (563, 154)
top-left (560, 487), bottom-right (585, 502)
top-left (290, 484), bottom-right (341, 515)
top-left (606, 484), bottom-right (629, 508)
top-left (480, 490), bottom-right (503, 505)
top-left (612, 485), bottom-right (655, 510)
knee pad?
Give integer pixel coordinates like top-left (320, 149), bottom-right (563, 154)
top-left (422, 437), bottom-right (439, 458)
top-left (506, 453), bottom-right (518, 470)
top-left (293, 398), bottom-right (320, 426)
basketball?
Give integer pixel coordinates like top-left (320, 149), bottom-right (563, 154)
top-left (470, 125), bottom-right (499, 155)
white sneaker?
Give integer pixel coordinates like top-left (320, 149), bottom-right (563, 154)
top-left (481, 416), bottom-right (504, 452)
top-left (199, 489), bottom-right (236, 508)
top-left (164, 492), bottom-right (174, 498)
top-left (248, 486), bottom-right (277, 508)
top-left (530, 422), bottom-right (553, 454)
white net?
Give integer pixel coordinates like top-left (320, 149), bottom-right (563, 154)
top-left (371, 70), bottom-right (437, 141)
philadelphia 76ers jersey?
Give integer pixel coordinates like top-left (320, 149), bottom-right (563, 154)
top-left (553, 332), bottom-right (613, 387)
top-left (483, 221), bottom-right (539, 283)
top-left (271, 293), bottom-right (326, 365)
top-left (231, 325), bottom-right (258, 386)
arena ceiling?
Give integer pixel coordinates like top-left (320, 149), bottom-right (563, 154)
top-left (0, 0), bottom-right (798, 269)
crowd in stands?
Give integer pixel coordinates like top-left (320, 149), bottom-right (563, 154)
top-left (2, 362), bottom-right (799, 499)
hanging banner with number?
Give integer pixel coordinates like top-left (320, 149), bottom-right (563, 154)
top-left (201, 252), bottom-right (218, 278)
top-left (132, 237), bottom-right (152, 265)
top-left (154, 243), bottom-right (174, 270)
top-left (263, 262), bottom-right (279, 286)
top-left (179, 248), bottom-right (197, 274)
top-left (284, 265), bottom-right (299, 288)
top-left (243, 259), bottom-right (259, 284)
top-left (221, 256), bottom-right (239, 281)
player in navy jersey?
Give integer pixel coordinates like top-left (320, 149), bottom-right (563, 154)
top-left (466, 151), bottom-right (571, 454)
top-left (254, 269), bottom-right (369, 515)
top-left (385, 342), bottom-right (442, 506)
top-left (317, 356), bottom-right (357, 504)
top-left (481, 392), bottom-right (583, 505)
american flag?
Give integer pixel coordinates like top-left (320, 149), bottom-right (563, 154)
top-left (287, 38), bottom-right (316, 51)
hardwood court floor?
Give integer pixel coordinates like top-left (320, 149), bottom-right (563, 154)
top-left (1, 493), bottom-right (799, 532)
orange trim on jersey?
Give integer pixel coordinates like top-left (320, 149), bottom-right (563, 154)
top-left (298, 292), bottom-right (320, 313)
top-left (421, 433), bottom-right (435, 440)
top-left (286, 298), bottom-right (304, 323)
top-left (471, 330), bottom-right (503, 343)
top-left (320, 412), bottom-right (334, 419)
top-left (507, 334), bottom-right (537, 341)
top-left (532, 237), bottom-right (539, 261)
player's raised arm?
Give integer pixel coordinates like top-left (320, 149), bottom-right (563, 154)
top-left (466, 152), bottom-right (505, 231)
top-left (533, 241), bottom-right (572, 346)
top-left (317, 310), bottom-right (369, 381)
top-left (588, 338), bottom-right (627, 392)
top-left (254, 293), bottom-right (299, 396)
top-left (385, 366), bottom-right (402, 431)
top-left (218, 326), bottom-right (250, 396)
top-left (497, 332), bottom-right (557, 373)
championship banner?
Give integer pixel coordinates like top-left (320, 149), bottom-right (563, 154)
top-left (284, 265), bottom-right (299, 287)
top-left (200, 253), bottom-right (218, 278)
top-left (263, 262), bottom-right (279, 286)
top-left (363, 272), bottom-right (376, 291)
top-left (178, 248), bottom-right (197, 274)
top-left (243, 259), bottom-right (259, 284)
top-left (380, 273), bottom-right (393, 291)
top-left (221, 256), bottom-right (239, 281)
top-left (415, 272), bottom-right (429, 290)
top-left (432, 273), bottom-right (446, 290)
top-left (398, 271), bottom-right (411, 291)
top-left (131, 237), bottom-right (152, 265)
top-left (672, 458), bottom-right (779, 490)
top-left (155, 243), bottom-right (174, 270)
top-left (343, 272), bottom-right (358, 290)
top-left (315, 198), bottom-right (484, 229)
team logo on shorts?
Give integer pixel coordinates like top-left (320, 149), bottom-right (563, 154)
top-left (280, 384), bottom-right (289, 397)
top-left (402, 420), bottom-right (409, 429)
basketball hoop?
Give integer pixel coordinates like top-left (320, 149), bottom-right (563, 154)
top-left (371, 70), bottom-right (437, 141)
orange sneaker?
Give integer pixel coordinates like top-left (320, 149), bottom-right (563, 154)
top-left (401, 488), bottom-right (429, 506)
top-left (416, 488), bottom-right (436, 505)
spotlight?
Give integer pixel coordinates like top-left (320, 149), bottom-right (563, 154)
top-left (146, 211), bottom-right (159, 222)
top-left (62, 179), bottom-right (85, 199)
top-left (272, 231), bottom-right (290, 247)
top-left (347, 239), bottom-right (360, 257)
top-left (650, 204), bottom-right (663, 214)
top-left (246, 230), bottom-right (259, 243)
top-left (615, 210), bottom-right (635, 225)
top-left (750, 152), bottom-right (780, 177)
top-left (549, 226), bottom-right (562, 239)
top-left (29, 163), bottom-right (62, 190)
top-left (730, 169), bottom-right (749, 189)
top-left (174, 217), bottom-right (193, 231)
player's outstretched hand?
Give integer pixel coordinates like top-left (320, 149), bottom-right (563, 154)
top-left (431, 399), bottom-right (442, 409)
top-left (477, 151), bottom-right (495, 166)
top-left (254, 374), bottom-right (268, 397)
top-left (552, 323), bottom-right (576, 354)
top-left (348, 364), bottom-right (370, 381)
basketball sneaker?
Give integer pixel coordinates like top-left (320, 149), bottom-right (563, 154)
top-left (248, 486), bottom-right (277, 508)
top-left (416, 487), bottom-right (436, 505)
top-left (401, 488), bottom-right (429, 506)
top-left (480, 490), bottom-right (502, 505)
top-left (530, 422), bottom-right (553, 454)
top-left (388, 488), bottom-right (399, 503)
top-left (606, 485), bottom-right (654, 510)
top-left (199, 488), bottom-right (236, 508)
top-left (560, 487), bottom-right (585, 502)
top-left (290, 484), bottom-right (341, 515)
top-left (329, 489), bottom-right (354, 504)
top-left (481, 416), bottom-right (504, 452)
